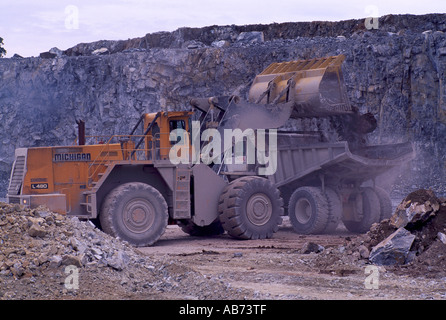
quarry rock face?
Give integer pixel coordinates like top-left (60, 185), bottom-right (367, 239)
top-left (0, 14), bottom-right (446, 196)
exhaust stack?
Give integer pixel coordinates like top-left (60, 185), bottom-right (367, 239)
top-left (76, 119), bottom-right (85, 146)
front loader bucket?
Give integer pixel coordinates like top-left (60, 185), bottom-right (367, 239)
top-left (248, 55), bottom-right (354, 118)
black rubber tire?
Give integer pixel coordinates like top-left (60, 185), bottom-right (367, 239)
top-left (178, 219), bottom-right (224, 237)
top-left (288, 186), bottom-right (330, 234)
top-left (100, 182), bottom-right (168, 247)
top-left (323, 187), bottom-right (342, 233)
top-left (374, 187), bottom-right (393, 221)
top-left (218, 176), bottom-right (283, 240)
top-left (343, 187), bottom-right (381, 233)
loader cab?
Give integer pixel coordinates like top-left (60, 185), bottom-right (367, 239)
top-left (143, 111), bottom-right (194, 161)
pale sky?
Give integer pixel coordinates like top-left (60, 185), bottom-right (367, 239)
top-left (1, 0), bottom-right (445, 58)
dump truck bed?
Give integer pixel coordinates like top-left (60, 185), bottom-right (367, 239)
top-left (269, 138), bottom-right (414, 188)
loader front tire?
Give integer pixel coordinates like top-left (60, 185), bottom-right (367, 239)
top-left (100, 182), bottom-right (168, 247)
top-left (218, 176), bottom-right (283, 240)
top-left (288, 186), bottom-right (330, 234)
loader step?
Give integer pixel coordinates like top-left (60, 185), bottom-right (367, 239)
top-left (80, 191), bottom-right (94, 215)
top-left (173, 167), bottom-right (191, 219)
top-left (7, 155), bottom-right (26, 196)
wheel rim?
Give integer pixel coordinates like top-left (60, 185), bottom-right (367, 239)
top-left (246, 193), bottom-right (272, 226)
top-left (122, 198), bottom-right (156, 234)
top-left (294, 198), bottom-right (312, 224)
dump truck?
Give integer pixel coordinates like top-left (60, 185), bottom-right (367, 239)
top-left (7, 55), bottom-right (415, 246)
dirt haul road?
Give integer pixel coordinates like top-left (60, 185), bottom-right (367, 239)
top-left (138, 217), bottom-right (446, 300)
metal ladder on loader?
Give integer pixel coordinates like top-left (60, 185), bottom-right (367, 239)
top-left (173, 166), bottom-right (191, 219)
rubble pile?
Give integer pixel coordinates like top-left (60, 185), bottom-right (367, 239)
top-left (0, 202), bottom-right (142, 278)
top-left (0, 202), bottom-right (252, 299)
top-left (343, 189), bottom-right (446, 277)
top-left (1, 189), bottom-right (445, 299)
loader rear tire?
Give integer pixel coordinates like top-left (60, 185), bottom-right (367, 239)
top-left (100, 182), bottom-right (168, 247)
top-left (288, 186), bottom-right (329, 234)
top-left (218, 176), bottom-right (283, 240)
top-left (342, 187), bottom-right (380, 233)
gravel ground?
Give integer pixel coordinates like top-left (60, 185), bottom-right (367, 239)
top-left (1, 190), bottom-right (445, 301)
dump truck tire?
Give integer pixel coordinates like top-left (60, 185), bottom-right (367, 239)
top-left (218, 176), bottom-right (283, 240)
top-left (288, 186), bottom-right (329, 234)
top-left (178, 219), bottom-right (224, 237)
top-left (343, 187), bottom-right (381, 233)
top-left (100, 182), bottom-right (168, 247)
top-left (374, 187), bottom-right (393, 221)
top-left (323, 187), bottom-right (342, 233)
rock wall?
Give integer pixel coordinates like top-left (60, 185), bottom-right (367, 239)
top-left (0, 14), bottom-right (445, 197)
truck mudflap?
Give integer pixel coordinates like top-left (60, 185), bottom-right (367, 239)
top-left (269, 141), bottom-right (415, 187)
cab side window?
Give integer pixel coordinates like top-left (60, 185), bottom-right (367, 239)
top-left (169, 120), bottom-right (186, 145)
